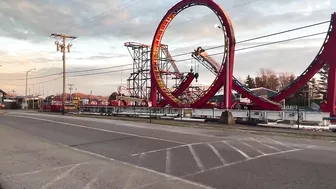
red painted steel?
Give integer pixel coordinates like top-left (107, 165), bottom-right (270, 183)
top-left (194, 47), bottom-right (281, 110)
top-left (151, 0), bottom-right (336, 112)
top-left (270, 13), bottom-right (336, 102)
top-left (158, 72), bottom-right (195, 107)
top-left (150, 0), bottom-right (235, 108)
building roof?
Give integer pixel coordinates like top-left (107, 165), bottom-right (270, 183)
top-left (0, 89), bottom-right (7, 95)
top-left (250, 87), bottom-right (277, 93)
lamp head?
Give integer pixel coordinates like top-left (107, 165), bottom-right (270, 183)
top-left (214, 24), bottom-right (221, 29)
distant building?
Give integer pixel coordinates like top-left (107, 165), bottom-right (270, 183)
top-left (249, 87), bottom-right (278, 98)
top-left (211, 87), bottom-right (277, 104)
top-left (0, 89), bottom-right (7, 103)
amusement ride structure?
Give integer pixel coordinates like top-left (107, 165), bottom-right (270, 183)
top-left (122, 0), bottom-right (336, 117)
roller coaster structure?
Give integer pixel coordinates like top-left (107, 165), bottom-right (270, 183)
top-left (150, 0), bottom-right (235, 108)
top-left (149, 0), bottom-right (336, 117)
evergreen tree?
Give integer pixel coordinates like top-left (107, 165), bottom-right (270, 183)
top-left (244, 75), bottom-right (256, 88)
top-left (308, 78), bottom-right (319, 99)
top-left (318, 64), bottom-right (329, 100)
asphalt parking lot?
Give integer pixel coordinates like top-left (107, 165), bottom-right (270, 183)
top-left (1, 111), bottom-right (336, 189)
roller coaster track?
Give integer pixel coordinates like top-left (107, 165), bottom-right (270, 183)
top-left (150, 0), bottom-right (235, 108)
top-left (160, 45), bottom-right (183, 79)
top-left (150, 0), bottom-right (336, 112)
top-left (270, 13), bottom-right (336, 103)
top-left (192, 47), bottom-right (281, 110)
top-left (191, 12), bottom-right (336, 111)
top-left (158, 72), bottom-right (195, 107)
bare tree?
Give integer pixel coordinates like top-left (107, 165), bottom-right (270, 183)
top-left (255, 68), bottom-right (279, 91)
top-left (278, 72), bottom-right (295, 90)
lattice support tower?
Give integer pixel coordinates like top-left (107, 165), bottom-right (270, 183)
top-left (125, 42), bottom-right (183, 105)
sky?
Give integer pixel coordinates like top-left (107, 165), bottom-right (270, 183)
top-left (0, 0), bottom-right (334, 96)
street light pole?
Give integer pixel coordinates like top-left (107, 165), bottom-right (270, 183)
top-left (215, 24), bottom-right (229, 110)
top-left (25, 68), bottom-right (36, 109)
top-left (68, 84), bottom-right (74, 102)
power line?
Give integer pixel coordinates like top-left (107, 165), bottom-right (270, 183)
top-left (207, 20), bottom-right (330, 50)
top-left (174, 31), bottom-right (327, 62)
top-left (63, 0), bottom-right (142, 33)
top-left (0, 64), bottom-right (133, 81)
top-left (1, 18), bottom-right (329, 82)
top-left (169, 0), bottom-right (264, 27)
top-left (80, 1), bottom-right (175, 37)
top-left (2, 67), bottom-right (133, 87)
top-left (79, 0), bottom-right (261, 38)
top-left (2, 31), bottom-right (327, 91)
top-left (1, 24), bottom-right (328, 81)
top-left (68, 68), bottom-right (133, 77)
top-left (0, 76), bottom-right (63, 87)
top-left (172, 20), bottom-right (330, 57)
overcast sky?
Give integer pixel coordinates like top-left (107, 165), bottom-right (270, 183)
top-left (0, 0), bottom-right (334, 96)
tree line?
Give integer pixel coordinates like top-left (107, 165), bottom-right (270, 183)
top-left (243, 66), bottom-right (329, 106)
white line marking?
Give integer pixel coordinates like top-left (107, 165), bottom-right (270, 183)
top-left (166, 148), bottom-right (172, 174)
top-left (4, 162), bottom-right (90, 178)
top-left (69, 146), bottom-right (213, 189)
top-left (10, 115), bottom-right (186, 145)
top-left (123, 153), bottom-right (147, 189)
top-left (131, 144), bottom-right (187, 156)
top-left (123, 172), bottom-right (136, 189)
top-left (183, 145), bottom-right (315, 178)
top-left (83, 164), bottom-right (108, 189)
top-left (40, 163), bottom-right (81, 189)
top-left (138, 153), bottom-right (146, 166)
top-left (3, 123), bottom-right (214, 189)
top-left (222, 141), bottom-right (251, 159)
top-left (130, 142), bottom-right (208, 156)
top-left (261, 136), bottom-right (292, 149)
top-left (330, 141), bottom-right (335, 143)
top-left (249, 138), bottom-right (281, 152)
top-left (239, 141), bottom-right (266, 155)
top-left (11, 112), bottom-right (231, 140)
top-left (188, 144), bottom-right (205, 171)
top-left (83, 177), bottom-right (99, 189)
top-left (207, 143), bottom-right (227, 165)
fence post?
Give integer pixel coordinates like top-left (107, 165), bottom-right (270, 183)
top-left (149, 107), bottom-right (152, 123)
top-left (297, 108), bottom-right (300, 130)
top-left (248, 109), bottom-right (251, 125)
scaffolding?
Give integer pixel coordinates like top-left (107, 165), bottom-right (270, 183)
top-left (125, 42), bottom-right (184, 105)
top-left (125, 42), bottom-right (150, 101)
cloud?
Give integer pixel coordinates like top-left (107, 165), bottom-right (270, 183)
top-left (0, 0), bottom-right (334, 96)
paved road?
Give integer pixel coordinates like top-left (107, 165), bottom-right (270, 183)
top-left (1, 110), bottom-right (336, 189)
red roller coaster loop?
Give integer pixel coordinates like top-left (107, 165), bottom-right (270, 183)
top-left (150, 0), bottom-right (235, 108)
top-left (269, 13), bottom-right (336, 103)
top-left (193, 13), bottom-right (336, 113)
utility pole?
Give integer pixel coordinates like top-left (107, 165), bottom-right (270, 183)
top-left (25, 68), bottom-right (35, 109)
top-left (51, 33), bottom-right (77, 115)
top-left (68, 84), bottom-right (74, 102)
top-left (32, 84), bottom-right (35, 109)
top-left (89, 90), bottom-right (92, 103)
